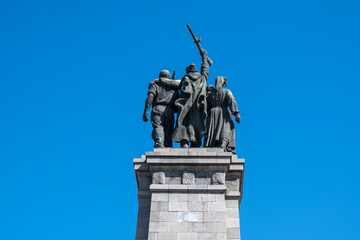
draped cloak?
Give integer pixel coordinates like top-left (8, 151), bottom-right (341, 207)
top-left (204, 86), bottom-right (240, 153)
top-left (172, 61), bottom-right (209, 146)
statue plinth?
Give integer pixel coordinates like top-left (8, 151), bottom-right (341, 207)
top-left (134, 148), bottom-right (245, 240)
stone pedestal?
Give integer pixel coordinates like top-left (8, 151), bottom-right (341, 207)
top-left (134, 148), bottom-right (245, 240)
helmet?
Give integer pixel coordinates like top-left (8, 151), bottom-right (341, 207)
top-left (159, 70), bottom-right (170, 79)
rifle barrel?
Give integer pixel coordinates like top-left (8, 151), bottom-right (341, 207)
top-left (186, 24), bottom-right (213, 66)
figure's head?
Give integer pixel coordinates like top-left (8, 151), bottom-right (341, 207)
top-left (185, 63), bottom-right (197, 73)
top-left (215, 76), bottom-right (228, 90)
top-left (159, 70), bottom-right (170, 79)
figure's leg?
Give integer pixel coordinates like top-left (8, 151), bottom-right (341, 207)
top-left (180, 140), bottom-right (189, 148)
top-left (219, 138), bottom-right (229, 150)
top-left (151, 111), bottom-right (165, 148)
top-left (219, 119), bottom-right (232, 152)
top-left (163, 108), bottom-right (174, 147)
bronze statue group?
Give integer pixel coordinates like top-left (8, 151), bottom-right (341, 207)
top-left (143, 49), bottom-right (241, 154)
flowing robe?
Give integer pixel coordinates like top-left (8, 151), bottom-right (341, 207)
top-left (204, 86), bottom-right (240, 153)
top-left (158, 60), bottom-right (209, 146)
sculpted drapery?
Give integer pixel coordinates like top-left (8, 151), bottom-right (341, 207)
top-left (204, 76), bottom-right (240, 153)
top-left (158, 51), bottom-right (209, 147)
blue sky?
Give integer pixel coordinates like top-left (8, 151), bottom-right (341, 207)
top-left (0, 0), bottom-right (359, 239)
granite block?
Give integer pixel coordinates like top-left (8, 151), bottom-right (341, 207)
top-left (134, 149), bottom-right (244, 240)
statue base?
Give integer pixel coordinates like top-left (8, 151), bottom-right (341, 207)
top-left (133, 148), bottom-right (245, 240)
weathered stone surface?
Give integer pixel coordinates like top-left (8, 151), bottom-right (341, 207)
top-left (197, 232), bottom-right (218, 240)
top-left (134, 149), bottom-right (244, 240)
top-left (157, 232), bottom-right (177, 240)
top-left (188, 201), bottom-right (207, 211)
top-left (152, 171), bottom-right (165, 184)
top-left (148, 232), bottom-right (157, 240)
top-left (226, 174), bottom-right (240, 192)
top-left (151, 193), bottom-right (168, 202)
top-left (138, 174), bottom-right (151, 190)
top-left (169, 202), bottom-right (187, 211)
top-left (226, 208), bottom-right (239, 218)
top-left (165, 170), bottom-right (182, 184)
top-left (182, 171), bottom-right (195, 185)
top-left (148, 222), bottom-right (168, 232)
top-left (227, 228), bottom-right (240, 239)
top-left (160, 212), bottom-right (177, 222)
top-left (135, 197), bottom-right (151, 239)
top-left (195, 171), bottom-right (211, 185)
top-left (169, 193), bottom-right (188, 202)
top-left (212, 171), bottom-right (225, 185)
top-left (150, 201), bottom-right (169, 212)
top-left (178, 211), bottom-right (199, 222)
top-left (178, 232), bottom-right (197, 240)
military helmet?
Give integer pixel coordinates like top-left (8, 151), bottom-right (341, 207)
top-left (159, 70), bottom-right (170, 79)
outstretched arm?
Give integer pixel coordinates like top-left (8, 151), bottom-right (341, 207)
top-left (158, 78), bottom-right (181, 89)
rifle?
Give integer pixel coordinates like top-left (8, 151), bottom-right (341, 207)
top-left (187, 24), bottom-right (213, 66)
top-left (171, 70), bottom-right (176, 80)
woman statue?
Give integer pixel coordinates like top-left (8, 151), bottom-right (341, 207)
top-left (204, 76), bottom-right (241, 153)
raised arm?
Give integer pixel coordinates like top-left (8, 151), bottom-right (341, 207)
top-left (200, 50), bottom-right (209, 81)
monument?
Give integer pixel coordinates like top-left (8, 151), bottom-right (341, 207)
top-left (135, 25), bottom-right (244, 240)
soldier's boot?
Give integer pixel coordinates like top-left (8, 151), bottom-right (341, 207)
top-left (219, 138), bottom-right (229, 151)
top-left (181, 140), bottom-right (189, 148)
top-left (154, 142), bottom-right (164, 148)
top-left (154, 137), bottom-right (165, 148)
top-left (152, 128), bottom-right (165, 148)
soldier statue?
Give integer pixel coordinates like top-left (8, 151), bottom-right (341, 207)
top-left (157, 50), bottom-right (209, 147)
top-left (143, 25), bottom-right (244, 151)
top-left (142, 70), bottom-right (179, 148)
top-left (204, 76), bottom-right (241, 153)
